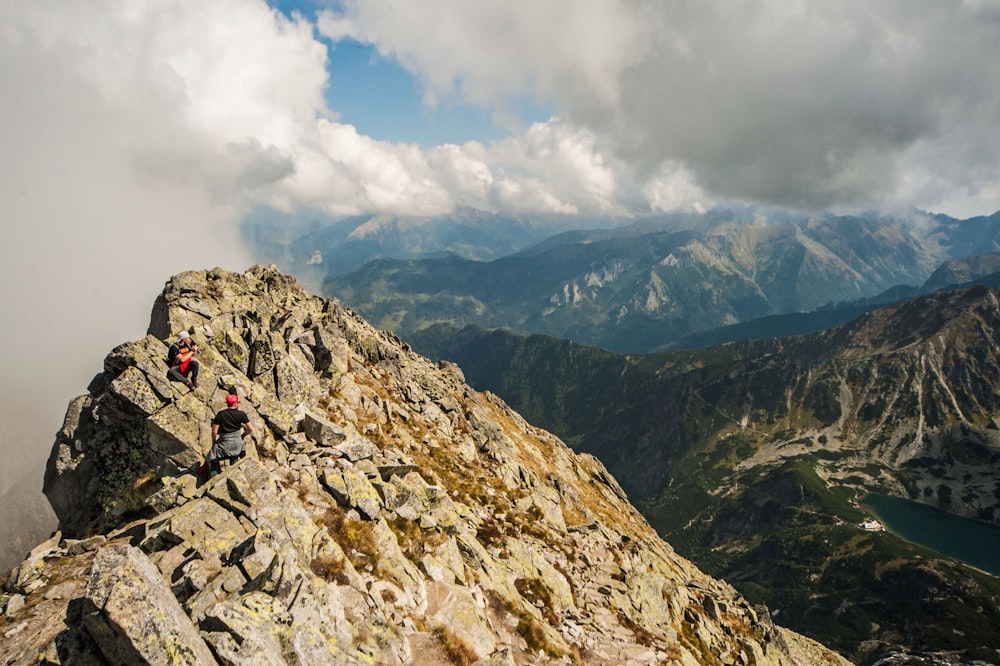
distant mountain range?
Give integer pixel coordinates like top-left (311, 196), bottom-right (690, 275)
top-left (407, 284), bottom-right (1000, 663)
top-left (317, 209), bottom-right (1000, 352)
top-left (243, 206), bottom-right (625, 291)
top-left (249, 206), bottom-right (1000, 661)
top-left (662, 252), bottom-right (1000, 349)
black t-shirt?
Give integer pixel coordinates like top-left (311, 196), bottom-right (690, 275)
top-left (212, 408), bottom-right (249, 435)
top-left (167, 340), bottom-right (193, 366)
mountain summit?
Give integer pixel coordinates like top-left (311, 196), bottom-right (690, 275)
top-left (1, 266), bottom-right (845, 665)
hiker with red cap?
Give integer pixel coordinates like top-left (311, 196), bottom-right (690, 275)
top-left (205, 392), bottom-right (253, 478)
top-left (166, 330), bottom-right (200, 389)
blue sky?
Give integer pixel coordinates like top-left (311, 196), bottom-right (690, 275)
top-left (324, 38), bottom-right (539, 147)
top-left (270, 0), bottom-right (549, 147)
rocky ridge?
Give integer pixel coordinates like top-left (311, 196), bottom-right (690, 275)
top-left (0, 266), bottom-right (847, 665)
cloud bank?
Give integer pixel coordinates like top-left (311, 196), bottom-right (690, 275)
top-left (322, 0), bottom-right (1000, 217)
top-left (0, 0), bottom-right (313, 488)
top-left (2, 0), bottom-right (999, 492)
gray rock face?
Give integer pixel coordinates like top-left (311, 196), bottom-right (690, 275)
top-left (82, 543), bottom-right (218, 665)
top-left (1, 265), bottom-right (850, 665)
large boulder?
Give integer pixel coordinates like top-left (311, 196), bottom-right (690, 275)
top-left (82, 543), bottom-right (218, 665)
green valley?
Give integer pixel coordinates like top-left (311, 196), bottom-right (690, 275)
top-left (407, 285), bottom-right (1000, 664)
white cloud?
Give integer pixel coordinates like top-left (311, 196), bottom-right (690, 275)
top-left (642, 163), bottom-right (711, 214)
top-left (317, 0), bottom-right (646, 110)
top-left (4, 0), bottom-right (999, 494)
top-left (476, 118), bottom-right (706, 215)
top-left (0, 0), bottom-right (634, 493)
top-left (323, 0), bottom-right (1000, 216)
top-left (0, 0), bottom-right (326, 487)
top-left (425, 144), bottom-right (495, 207)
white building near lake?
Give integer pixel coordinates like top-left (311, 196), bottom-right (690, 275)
top-left (860, 519), bottom-right (885, 532)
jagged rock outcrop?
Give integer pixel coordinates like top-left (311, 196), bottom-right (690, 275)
top-left (1, 265), bottom-right (849, 665)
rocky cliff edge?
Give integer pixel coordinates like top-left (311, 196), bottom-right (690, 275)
top-left (0, 265), bottom-right (848, 665)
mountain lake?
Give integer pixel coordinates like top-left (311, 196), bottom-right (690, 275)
top-left (861, 493), bottom-right (1000, 576)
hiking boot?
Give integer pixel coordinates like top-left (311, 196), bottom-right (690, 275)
top-left (185, 381), bottom-right (194, 389)
top-left (191, 379), bottom-right (199, 388)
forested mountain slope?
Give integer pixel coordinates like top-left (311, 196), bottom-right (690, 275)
top-left (410, 285), bottom-right (1000, 664)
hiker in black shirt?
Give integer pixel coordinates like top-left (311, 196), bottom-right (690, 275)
top-left (206, 393), bottom-right (253, 478)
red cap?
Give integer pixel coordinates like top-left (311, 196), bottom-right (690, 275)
top-left (225, 394), bottom-right (239, 405)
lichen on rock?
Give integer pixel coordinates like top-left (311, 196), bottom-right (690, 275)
top-left (0, 265), bottom-right (852, 665)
